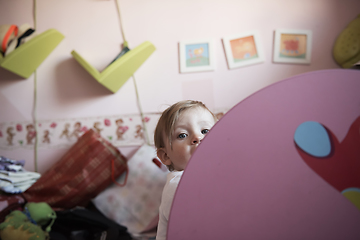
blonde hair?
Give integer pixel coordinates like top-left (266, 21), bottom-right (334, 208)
top-left (154, 100), bottom-right (216, 171)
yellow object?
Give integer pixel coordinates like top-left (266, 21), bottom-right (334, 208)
top-left (71, 41), bottom-right (155, 93)
top-left (333, 14), bottom-right (360, 68)
top-left (342, 189), bottom-right (360, 211)
top-left (0, 211), bottom-right (47, 240)
top-left (0, 29), bottom-right (64, 78)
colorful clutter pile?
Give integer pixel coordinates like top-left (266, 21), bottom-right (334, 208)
top-left (0, 23), bottom-right (36, 57)
top-left (0, 202), bottom-right (56, 240)
top-left (0, 156), bottom-right (40, 194)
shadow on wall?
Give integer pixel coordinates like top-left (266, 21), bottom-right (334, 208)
top-left (0, 67), bottom-right (28, 82)
top-left (54, 58), bottom-right (113, 103)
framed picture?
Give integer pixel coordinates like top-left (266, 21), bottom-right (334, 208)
top-left (222, 31), bottom-right (265, 69)
top-left (179, 39), bottom-right (215, 73)
top-left (273, 29), bottom-right (312, 64)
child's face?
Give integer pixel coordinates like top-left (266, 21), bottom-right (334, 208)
top-left (158, 107), bottom-right (216, 171)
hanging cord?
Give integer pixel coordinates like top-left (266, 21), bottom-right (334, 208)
top-left (114, 0), bottom-right (127, 47)
top-left (114, 0), bottom-right (150, 145)
top-left (132, 75), bottom-right (150, 145)
top-left (32, 0), bottom-right (39, 172)
top-left (33, 72), bottom-right (38, 173)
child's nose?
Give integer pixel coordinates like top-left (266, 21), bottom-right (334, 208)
top-left (192, 134), bottom-right (203, 144)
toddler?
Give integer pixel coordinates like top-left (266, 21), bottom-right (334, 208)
top-left (154, 100), bottom-right (217, 240)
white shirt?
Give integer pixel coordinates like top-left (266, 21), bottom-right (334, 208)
top-left (156, 171), bottom-right (183, 240)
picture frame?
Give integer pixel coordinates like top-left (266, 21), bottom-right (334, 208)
top-left (179, 39), bottom-right (215, 73)
top-left (273, 29), bottom-right (312, 64)
top-left (222, 31), bottom-right (265, 69)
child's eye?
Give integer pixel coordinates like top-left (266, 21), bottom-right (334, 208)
top-left (201, 129), bottom-right (209, 134)
top-left (177, 133), bottom-right (187, 139)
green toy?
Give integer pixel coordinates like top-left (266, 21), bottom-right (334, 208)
top-left (0, 202), bottom-right (56, 240)
top-left (25, 202), bottom-right (56, 232)
top-left (333, 14), bottom-right (360, 68)
top-left (0, 211), bottom-right (48, 240)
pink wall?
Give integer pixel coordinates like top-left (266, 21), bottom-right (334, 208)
top-left (1, 0), bottom-right (359, 173)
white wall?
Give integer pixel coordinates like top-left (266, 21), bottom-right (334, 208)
top-left (1, 0), bottom-right (359, 173)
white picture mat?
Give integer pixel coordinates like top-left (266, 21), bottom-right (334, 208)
top-left (179, 39), bottom-right (216, 73)
top-left (273, 29), bottom-right (312, 64)
top-left (223, 30), bottom-right (265, 69)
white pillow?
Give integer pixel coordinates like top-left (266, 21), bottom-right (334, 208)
top-left (92, 144), bottom-right (168, 235)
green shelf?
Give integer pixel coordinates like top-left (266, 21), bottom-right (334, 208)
top-left (71, 41), bottom-right (156, 93)
top-left (0, 29), bottom-right (64, 78)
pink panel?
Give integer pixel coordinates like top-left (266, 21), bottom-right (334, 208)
top-left (168, 69), bottom-right (360, 239)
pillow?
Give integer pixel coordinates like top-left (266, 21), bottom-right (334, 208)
top-left (92, 144), bottom-right (168, 236)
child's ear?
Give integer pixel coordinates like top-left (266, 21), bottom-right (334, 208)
top-left (157, 148), bottom-right (172, 166)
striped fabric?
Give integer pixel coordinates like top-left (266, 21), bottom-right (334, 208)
top-left (23, 129), bottom-right (127, 209)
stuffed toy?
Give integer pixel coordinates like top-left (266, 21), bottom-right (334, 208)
top-left (24, 202), bottom-right (56, 232)
top-left (333, 14), bottom-right (360, 68)
top-left (0, 202), bottom-right (56, 240)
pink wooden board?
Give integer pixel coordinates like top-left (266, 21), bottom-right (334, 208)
top-left (168, 69), bottom-right (360, 239)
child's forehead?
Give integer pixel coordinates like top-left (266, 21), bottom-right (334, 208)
top-left (175, 107), bottom-right (214, 126)
top-left (179, 106), bottom-right (206, 116)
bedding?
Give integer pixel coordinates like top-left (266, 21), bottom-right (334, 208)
top-left (93, 144), bottom-right (168, 236)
